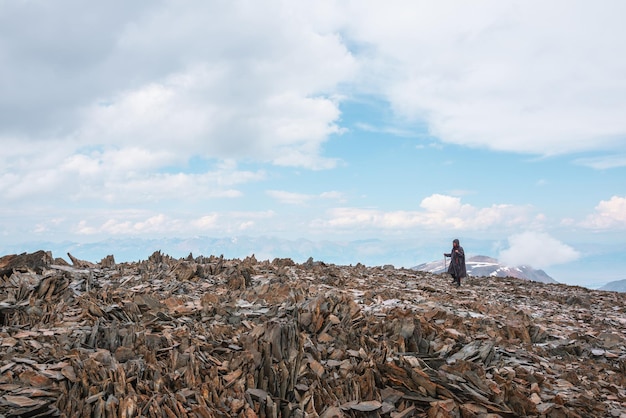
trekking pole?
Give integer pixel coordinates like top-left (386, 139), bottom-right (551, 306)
top-left (443, 255), bottom-right (446, 272)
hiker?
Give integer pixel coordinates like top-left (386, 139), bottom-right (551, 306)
top-left (444, 239), bottom-right (466, 287)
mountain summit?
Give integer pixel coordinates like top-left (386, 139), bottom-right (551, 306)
top-left (413, 255), bottom-right (557, 283)
top-left (0, 250), bottom-right (623, 416)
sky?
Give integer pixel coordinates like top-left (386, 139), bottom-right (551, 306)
top-left (1, 1), bottom-right (625, 288)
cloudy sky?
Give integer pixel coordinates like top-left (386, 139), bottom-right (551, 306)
top-left (1, 1), bottom-right (625, 287)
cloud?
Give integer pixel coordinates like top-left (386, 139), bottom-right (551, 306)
top-left (1, 2), bottom-right (356, 171)
top-left (3, 2), bottom-right (626, 172)
top-left (79, 75), bottom-right (346, 169)
top-left (73, 210), bottom-right (276, 237)
top-left (319, 191), bottom-right (345, 200)
top-left (76, 214), bottom-right (179, 236)
top-left (499, 231), bottom-right (580, 268)
top-left (3, 2), bottom-right (626, 207)
top-left (267, 190), bottom-right (345, 205)
top-left (343, 1), bottom-right (626, 156)
top-left (581, 196), bottom-right (626, 229)
top-left (354, 122), bottom-right (417, 138)
top-left (0, 146), bottom-right (263, 204)
top-left (267, 190), bottom-right (314, 206)
top-left (0, 2), bottom-right (362, 244)
top-left (574, 155), bottom-right (626, 170)
top-left (0, 2), bottom-right (149, 135)
top-left (192, 215), bottom-right (219, 230)
top-left (316, 194), bottom-right (537, 232)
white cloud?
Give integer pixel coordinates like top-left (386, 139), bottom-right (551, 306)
top-left (60, 147), bottom-right (176, 179)
top-left (267, 190), bottom-right (314, 206)
top-left (320, 191), bottom-right (345, 200)
top-left (75, 220), bottom-right (98, 235)
top-left (79, 214), bottom-right (185, 235)
top-left (499, 231), bottom-right (580, 268)
top-left (0, 2), bottom-right (359, 221)
top-left (316, 194), bottom-right (536, 232)
top-left (73, 210), bottom-right (276, 237)
top-left (3, 1), bottom-right (626, 172)
top-left (78, 73), bottom-right (346, 169)
top-left (354, 122), bottom-right (417, 138)
top-left (192, 215), bottom-right (219, 230)
top-left (100, 171), bottom-right (248, 202)
top-left (267, 190), bottom-right (345, 205)
top-left (78, 81), bottom-right (209, 151)
top-left (0, 142), bottom-right (263, 204)
top-left (343, 1), bottom-right (626, 156)
top-left (134, 214), bottom-right (171, 233)
top-left (574, 155), bottom-right (626, 170)
top-left (420, 194), bottom-right (471, 216)
top-left (12, 2), bottom-right (355, 170)
top-left (581, 196), bottom-right (626, 229)
top-left (238, 221), bottom-right (255, 231)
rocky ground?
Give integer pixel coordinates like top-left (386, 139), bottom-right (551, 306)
top-left (0, 250), bottom-right (624, 418)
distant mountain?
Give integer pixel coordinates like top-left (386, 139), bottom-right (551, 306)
top-left (413, 255), bottom-right (558, 284)
top-left (599, 279), bottom-right (626, 292)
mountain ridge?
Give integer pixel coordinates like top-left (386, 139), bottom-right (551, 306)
top-left (413, 255), bottom-right (558, 283)
top-left (599, 279), bottom-right (626, 292)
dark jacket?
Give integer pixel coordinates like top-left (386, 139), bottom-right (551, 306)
top-left (445, 245), bottom-right (467, 279)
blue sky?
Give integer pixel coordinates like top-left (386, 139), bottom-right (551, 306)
top-left (1, 1), bottom-right (625, 287)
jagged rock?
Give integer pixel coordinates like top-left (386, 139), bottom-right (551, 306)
top-left (99, 255), bottom-right (115, 268)
top-left (0, 250), bottom-right (624, 417)
top-left (67, 253), bottom-right (96, 269)
top-left (0, 250), bottom-right (53, 277)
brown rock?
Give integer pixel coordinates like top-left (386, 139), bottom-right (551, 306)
top-left (0, 249), bottom-right (623, 418)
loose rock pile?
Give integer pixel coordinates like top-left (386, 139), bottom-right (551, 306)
top-left (0, 250), bottom-right (624, 417)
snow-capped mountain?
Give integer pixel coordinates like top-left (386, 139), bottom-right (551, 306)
top-left (413, 255), bottom-right (557, 283)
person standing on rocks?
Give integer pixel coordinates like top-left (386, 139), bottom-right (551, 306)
top-left (444, 239), bottom-right (466, 287)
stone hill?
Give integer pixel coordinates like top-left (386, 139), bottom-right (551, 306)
top-left (0, 250), bottom-right (624, 417)
top-left (414, 255), bottom-right (558, 284)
